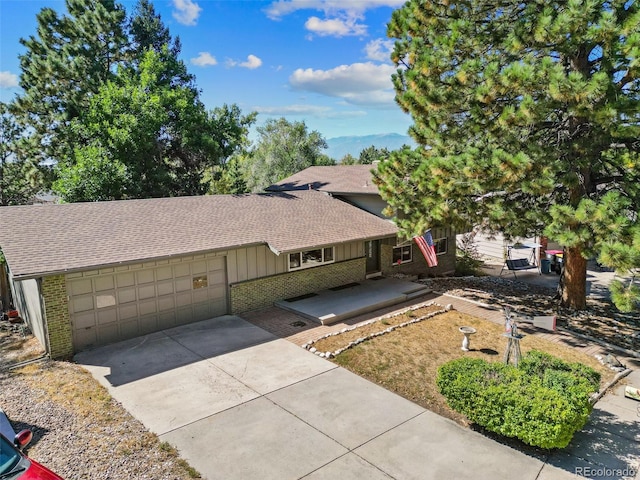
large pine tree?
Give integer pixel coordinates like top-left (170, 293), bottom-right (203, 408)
top-left (14, 0), bottom-right (127, 163)
top-left (0, 102), bottom-right (46, 205)
top-left (375, 0), bottom-right (640, 310)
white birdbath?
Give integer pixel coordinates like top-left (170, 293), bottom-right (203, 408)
top-left (459, 326), bottom-right (477, 351)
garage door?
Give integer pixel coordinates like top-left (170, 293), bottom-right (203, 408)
top-left (68, 254), bottom-right (228, 350)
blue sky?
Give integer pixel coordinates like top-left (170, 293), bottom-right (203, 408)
top-left (0, 0), bottom-right (413, 139)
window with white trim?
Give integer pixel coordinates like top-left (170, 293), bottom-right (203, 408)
top-left (393, 245), bottom-right (412, 265)
top-left (435, 237), bottom-right (448, 255)
top-left (289, 247), bottom-right (335, 271)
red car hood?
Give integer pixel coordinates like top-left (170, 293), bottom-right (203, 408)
top-left (20, 458), bottom-right (65, 480)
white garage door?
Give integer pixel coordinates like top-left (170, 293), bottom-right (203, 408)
top-left (68, 254), bottom-right (228, 350)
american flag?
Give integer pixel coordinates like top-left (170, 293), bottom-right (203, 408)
top-left (414, 230), bottom-right (438, 267)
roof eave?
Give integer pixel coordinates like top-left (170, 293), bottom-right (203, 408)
top-left (8, 241), bottom-right (266, 281)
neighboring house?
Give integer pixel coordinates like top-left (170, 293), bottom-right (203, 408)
top-left (461, 229), bottom-right (562, 264)
top-left (267, 165), bottom-right (458, 280)
top-left (0, 191), bottom-right (398, 358)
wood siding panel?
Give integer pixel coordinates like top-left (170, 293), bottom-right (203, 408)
top-left (467, 232), bottom-right (539, 261)
top-left (341, 194), bottom-right (389, 218)
top-left (256, 245), bottom-right (268, 278)
top-left (228, 240), bottom-right (369, 282)
top-left (9, 277), bottom-right (46, 348)
top-left (236, 249), bottom-right (248, 282)
top-left (265, 246), bottom-right (276, 275)
top-left (246, 247), bottom-right (258, 279)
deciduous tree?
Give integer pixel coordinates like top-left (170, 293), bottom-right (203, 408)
top-left (245, 118), bottom-right (332, 192)
top-left (55, 49), bottom-right (254, 201)
top-left (35, 0), bottom-right (256, 202)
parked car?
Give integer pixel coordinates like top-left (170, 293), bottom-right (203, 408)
top-left (0, 408), bottom-right (65, 480)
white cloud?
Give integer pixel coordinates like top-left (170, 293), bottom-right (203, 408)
top-left (305, 15), bottom-right (366, 37)
top-left (365, 38), bottom-right (394, 63)
top-left (290, 62), bottom-right (396, 107)
top-left (191, 52), bottom-right (217, 67)
top-left (227, 54), bottom-right (263, 70)
top-left (265, 0), bottom-right (405, 20)
top-left (255, 104), bottom-right (366, 119)
top-left (172, 0), bottom-right (202, 26)
top-left (0, 71), bottom-right (18, 88)
top-left (255, 104), bottom-right (331, 116)
top-left (265, 0), bottom-right (404, 38)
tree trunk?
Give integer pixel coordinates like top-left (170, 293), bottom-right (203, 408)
top-left (561, 247), bottom-right (587, 310)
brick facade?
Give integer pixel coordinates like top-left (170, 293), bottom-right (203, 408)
top-left (41, 275), bottom-right (74, 359)
top-left (380, 236), bottom-right (456, 278)
top-left (230, 257), bottom-right (366, 314)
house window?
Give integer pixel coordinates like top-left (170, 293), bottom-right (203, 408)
top-left (435, 237), bottom-right (448, 255)
top-left (393, 245), bottom-right (412, 265)
top-left (192, 275), bottom-right (208, 289)
top-left (288, 247), bottom-right (335, 271)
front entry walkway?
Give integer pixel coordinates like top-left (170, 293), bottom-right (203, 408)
top-left (274, 277), bottom-right (430, 325)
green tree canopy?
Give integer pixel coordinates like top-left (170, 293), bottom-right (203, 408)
top-left (128, 0), bottom-right (181, 59)
top-left (14, 0), bottom-right (127, 163)
top-left (54, 49), bottom-right (255, 201)
top-left (0, 102), bottom-right (48, 205)
top-left (375, 0), bottom-right (640, 310)
top-left (244, 118), bottom-right (333, 192)
top-left (340, 145), bottom-right (391, 165)
top-left (13, 0), bottom-right (256, 202)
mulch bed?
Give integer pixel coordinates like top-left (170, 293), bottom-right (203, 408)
top-left (419, 276), bottom-right (640, 354)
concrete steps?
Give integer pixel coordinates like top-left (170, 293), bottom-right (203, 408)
top-left (275, 279), bottom-right (433, 326)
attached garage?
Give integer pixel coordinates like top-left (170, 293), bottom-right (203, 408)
top-left (68, 254), bottom-right (228, 350)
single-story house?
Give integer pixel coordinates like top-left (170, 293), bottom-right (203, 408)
top-left (268, 164), bottom-right (458, 279)
top-left (0, 190), bottom-right (402, 358)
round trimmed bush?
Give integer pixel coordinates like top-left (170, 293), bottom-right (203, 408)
top-left (436, 351), bottom-right (599, 449)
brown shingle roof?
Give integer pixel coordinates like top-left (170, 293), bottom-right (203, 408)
top-left (267, 165), bottom-right (380, 195)
top-left (0, 191), bottom-right (397, 279)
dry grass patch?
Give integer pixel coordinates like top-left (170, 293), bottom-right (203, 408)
top-left (330, 310), bottom-right (615, 426)
top-left (6, 361), bottom-right (202, 479)
top-left (17, 362), bottom-right (116, 423)
top-left (310, 303), bottom-right (444, 353)
top-left (0, 329), bottom-right (45, 369)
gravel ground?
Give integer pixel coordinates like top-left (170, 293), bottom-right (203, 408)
top-left (0, 355), bottom-right (199, 480)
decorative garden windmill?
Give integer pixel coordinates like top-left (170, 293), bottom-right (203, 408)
top-left (502, 305), bottom-right (523, 366)
top-left (502, 305), bottom-right (557, 367)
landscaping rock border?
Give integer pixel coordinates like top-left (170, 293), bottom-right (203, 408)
top-left (302, 301), bottom-right (453, 358)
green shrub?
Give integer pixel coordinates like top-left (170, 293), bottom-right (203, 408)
top-left (519, 350), bottom-right (601, 390)
top-left (455, 231), bottom-right (485, 276)
top-left (436, 352), bottom-right (600, 449)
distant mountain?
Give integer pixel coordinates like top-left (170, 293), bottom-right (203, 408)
top-left (325, 133), bottom-right (416, 161)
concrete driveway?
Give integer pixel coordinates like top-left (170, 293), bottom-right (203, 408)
top-left (76, 315), bottom-right (591, 480)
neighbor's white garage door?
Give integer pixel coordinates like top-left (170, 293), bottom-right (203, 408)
top-left (67, 254), bottom-right (227, 350)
